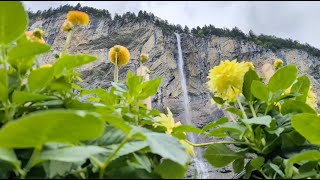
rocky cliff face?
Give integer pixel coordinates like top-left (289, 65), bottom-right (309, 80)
top-left (29, 12), bottom-right (320, 178)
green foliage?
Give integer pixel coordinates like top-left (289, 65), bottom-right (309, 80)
top-left (0, 2), bottom-right (191, 179)
top-left (202, 64), bottom-right (320, 179)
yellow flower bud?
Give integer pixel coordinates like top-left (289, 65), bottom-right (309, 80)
top-left (67, 11), bottom-right (90, 26)
top-left (139, 53), bottom-right (149, 63)
top-left (61, 20), bottom-right (73, 32)
top-left (108, 45), bottom-right (130, 66)
top-left (32, 28), bottom-right (44, 39)
top-left (26, 31), bottom-right (45, 44)
top-left (274, 59), bottom-right (283, 69)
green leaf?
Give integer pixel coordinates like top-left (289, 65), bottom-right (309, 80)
top-left (43, 160), bottom-right (83, 178)
top-left (207, 128), bottom-right (227, 138)
top-left (0, 2), bottom-right (27, 44)
top-left (0, 110), bottom-right (104, 148)
top-left (233, 158), bottom-right (244, 173)
top-left (141, 131), bottom-right (188, 166)
top-left (53, 54), bottom-right (98, 77)
top-left (12, 91), bottom-right (57, 106)
top-left (226, 108), bottom-right (243, 118)
top-left (202, 117), bottom-right (228, 131)
top-left (126, 71), bottom-right (143, 96)
top-left (292, 113), bottom-right (320, 145)
top-left (281, 100), bottom-right (316, 115)
top-left (155, 159), bottom-right (188, 179)
top-left (173, 125), bottom-right (204, 134)
top-left (269, 163), bottom-right (285, 177)
top-left (289, 150), bottom-right (320, 165)
top-left (0, 69), bottom-right (8, 103)
top-left (291, 75), bottom-right (310, 103)
top-left (211, 96), bottom-right (225, 105)
top-left (251, 80), bottom-right (270, 102)
top-left (281, 131), bottom-right (306, 150)
top-left (243, 69), bottom-right (260, 101)
top-left (40, 146), bottom-right (108, 162)
top-left (28, 66), bottom-right (54, 93)
top-left (131, 153), bottom-right (152, 173)
top-left (137, 78), bottom-right (161, 100)
top-left (203, 144), bottom-right (242, 168)
top-left (0, 148), bottom-right (20, 167)
top-left (244, 156), bottom-right (265, 179)
top-left (114, 141), bottom-right (149, 159)
top-left (8, 35), bottom-right (51, 71)
top-left (268, 65), bottom-right (298, 92)
top-left (242, 116), bottom-right (272, 128)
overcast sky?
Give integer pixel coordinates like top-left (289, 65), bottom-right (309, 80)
top-left (22, 1), bottom-right (320, 49)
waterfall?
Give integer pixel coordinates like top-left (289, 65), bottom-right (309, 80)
top-left (174, 33), bottom-right (209, 179)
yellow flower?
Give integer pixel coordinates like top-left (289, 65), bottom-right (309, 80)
top-left (153, 107), bottom-right (181, 134)
top-left (26, 29), bottom-right (45, 44)
top-left (180, 140), bottom-right (195, 156)
top-left (306, 88), bottom-right (317, 109)
top-left (109, 45), bottom-right (131, 66)
top-left (245, 62), bottom-right (255, 70)
top-left (61, 20), bottom-right (73, 32)
top-left (139, 53), bottom-right (149, 63)
top-left (207, 59), bottom-right (250, 102)
top-left (67, 11), bottom-right (89, 26)
top-left (274, 59), bottom-right (283, 69)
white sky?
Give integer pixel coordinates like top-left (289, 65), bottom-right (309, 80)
top-left (23, 1), bottom-right (320, 49)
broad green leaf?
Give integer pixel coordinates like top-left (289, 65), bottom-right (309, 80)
top-left (173, 125), bottom-right (204, 134)
top-left (0, 148), bottom-right (20, 166)
top-left (91, 125), bottom-right (126, 146)
top-left (202, 117), bottom-right (228, 132)
top-left (226, 108), bottom-right (243, 118)
top-left (291, 75), bottom-right (310, 103)
top-left (126, 71), bottom-right (143, 96)
top-left (137, 77), bottom-right (161, 100)
top-left (289, 150), bottom-right (320, 164)
top-left (40, 146), bottom-right (108, 162)
top-left (203, 144), bottom-right (242, 168)
top-left (207, 128), bottom-right (227, 138)
top-left (0, 69), bottom-right (8, 103)
top-left (96, 107), bottom-right (132, 135)
top-left (268, 65), bottom-right (298, 92)
top-left (233, 158), bottom-right (244, 173)
top-left (281, 131), bottom-right (306, 150)
top-left (211, 95), bottom-right (225, 105)
top-left (269, 163), bottom-right (285, 177)
top-left (242, 116), bottom-right (272, 128)
top-left (43, 160), bottom-right (83, 178)
top-left (12, 91), bottom-right (57, 105)
top-left (142, 131), bottom-right (188, 166)
top-left (0, 110), bottom-right (104, 148)
top-left (242, 69), bottom-right (260, 101)
top-left (28, 66), bottom-right (54, 92)
top-left (220, 122), bottom-right (246, 137)
top-left (0, 2), bottom-right (27, 44)
top-left (10, 35), bottom-right (51, 58)
top-left (250, 156), bottom-right (265, 169)
top-left (131, 153), bottom-right (152, 173)
top-left (114, 141), bottom-right (149, 160)
top-left (53, 54), bottom-right (98, 77)
top-left (155, 159), bottom-right (188, 179)
top-left (281, 100), bottom-right (316, 115)
top-left (292, 113), bottom-right (320, 145)
top-left (251, 80), bottom-right (270, 102)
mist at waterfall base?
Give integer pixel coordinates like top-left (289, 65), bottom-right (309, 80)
top-left (175, 33), bottom-right (209, 179)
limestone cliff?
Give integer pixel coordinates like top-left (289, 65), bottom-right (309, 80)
top-left (29, 11), bottom-right (320, 178)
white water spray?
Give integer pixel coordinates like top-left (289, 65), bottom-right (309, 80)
top-left (175, 33), bottom-right (209, 179)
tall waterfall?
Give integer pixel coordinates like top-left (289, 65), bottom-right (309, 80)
top-left (174, 33), bottom-right (209, 179)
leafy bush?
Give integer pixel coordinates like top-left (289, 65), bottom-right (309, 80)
top-left (198, 60), bottom-right (320, 179)
top-left (0, 2), bottom-right (192, 179)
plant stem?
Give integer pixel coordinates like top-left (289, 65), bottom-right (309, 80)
top-left (114, 52), bottom-right (119, 83)
top-left (20, 146), bottom-right (42, 179)
top-left (99, 136), bottom-right (130, 179)
top-left (236, 96), bottom-right (248, 119)
top-left (249, 101), bottom-right (257, 118)
top-left (62, 29), bottom-right (74, 53)
top-left (185, 140), bottom-right (250, 147)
